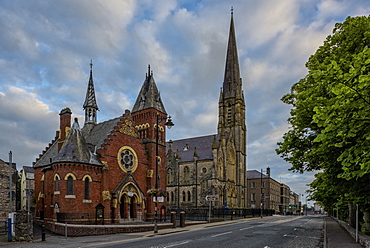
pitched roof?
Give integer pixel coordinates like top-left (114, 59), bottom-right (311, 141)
top-left (167, 134), bottom-right (217, 162)
top-left (82, 116), bottom-right (121, 149)
top-left (54, 118), bottom-right (103, 166)
top-left (132, 65), bottom-right (166, 114)
top-left (247, 170), bottom-right (269, 179)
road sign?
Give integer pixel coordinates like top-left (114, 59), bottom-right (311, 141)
top-left (205, 195), bottom-right (219, 201)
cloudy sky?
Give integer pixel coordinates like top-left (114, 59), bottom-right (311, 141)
top-left (1, 0), bottom-right (369, 204)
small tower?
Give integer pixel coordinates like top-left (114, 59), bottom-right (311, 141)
top-left (83, 60), bottom-right (99, 125)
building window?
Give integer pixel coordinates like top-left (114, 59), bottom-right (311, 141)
top-left (187, 191), bottom-right (191, 201)
top-left (55, 177), bottom-right (59, 191)
top-left (167, 168), bottom-right (174, 184)
top-left (184, 166), bottom-right (190, 183)
top-left (251, 182), bottom-right (256, 188)
top-left (84, 178), bottom-right (90, 200)
top-left (182, 191), bottom-right (186, 202)
top-left (261, 181), bottom-right (265, 188)
top-left (251, 193), bottom-right (256, 201)
top-left (261, 193), bottom-right (265, 202)
top-left (67, 176), bottom-right (74, 195)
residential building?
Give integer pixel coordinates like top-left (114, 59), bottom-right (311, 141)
top-left (20, 166), bottom-right (34, 211)
top-left (246, 169), bottom-right (280, 212)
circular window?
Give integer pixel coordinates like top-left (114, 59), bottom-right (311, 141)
top-left (202, 167), bottom-right (207, 173)
top-left (117, 146), bottom-right (138, 172)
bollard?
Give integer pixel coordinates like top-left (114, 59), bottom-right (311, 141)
top-left (171, 212), bottom-right (176, 228)
top-left (180, 211), bottom-right (185, 227)
top-left (7, 218), bottom-right (12, 242)
top-left (41, 225), bottom-right (45, 241)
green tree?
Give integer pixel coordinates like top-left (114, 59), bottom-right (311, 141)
top-left (276, 15), bottom-right (370, 228)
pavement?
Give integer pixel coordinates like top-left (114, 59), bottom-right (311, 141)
top-left (0, 215), bottom-right (365, 247)
top-left (325, 216), bottom-right (362, 248)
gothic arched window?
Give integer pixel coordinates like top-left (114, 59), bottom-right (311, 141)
top-left (184, 166), bottom-right (190, 183)
top-left (182, 191), bottom-right (186, 202)
top-left (67, 176), bottom-right (74, 195)
top-left (187, 191), bottom-right (191, 202)
top-left (84, 178), bottom-right (90, 200)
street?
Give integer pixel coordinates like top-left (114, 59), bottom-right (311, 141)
top-left (85, 216), bottom-right (323, 248)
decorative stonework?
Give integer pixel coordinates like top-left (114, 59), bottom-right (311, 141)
top-left (147, 169), bottom-right (153, 177)
top-left (102, 191), bottom-right (111, 201)
top-left (119, 119), bottom-right (137, 137)
top-left (117, 146), bottom-right (138, 173)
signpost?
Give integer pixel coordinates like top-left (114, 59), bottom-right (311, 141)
top-left (206, 195), bottom-right (219, 223)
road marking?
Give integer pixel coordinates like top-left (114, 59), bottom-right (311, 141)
top-left (211, 231), bottom-right (232, 237)
top-left (164, 241), bottom-right (190, 247)
top-left (240, 226), bottom-right (254, 230)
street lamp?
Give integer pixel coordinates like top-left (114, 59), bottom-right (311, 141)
top-left (260, 168), bottom-right (266, 218)
top-left (154, 114), bottom-right (174, 234)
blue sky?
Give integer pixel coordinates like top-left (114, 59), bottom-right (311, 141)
top-left (0, 0), bottom-right (369, 205)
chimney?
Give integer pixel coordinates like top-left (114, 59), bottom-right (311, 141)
top-left (58, 108), bottom-right (72, 152)
top-left (266, 167), bottom-right (270, 177)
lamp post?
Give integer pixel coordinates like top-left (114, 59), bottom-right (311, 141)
top-left (154, 114), bottom-right (174, 234)
top-left (260, 168), bottom-right (267, 218)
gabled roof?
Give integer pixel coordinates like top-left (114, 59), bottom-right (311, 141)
top-left (167, 134), bottom-right (217, 162)
top-left (132, 65), bottom-right (166, 114)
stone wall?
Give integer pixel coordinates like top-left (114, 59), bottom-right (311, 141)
top-left (0, 159), bottom-right (17, 222)
top-left (14, 210), bottom-right (33, 241)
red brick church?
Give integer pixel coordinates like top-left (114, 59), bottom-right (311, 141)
top-left (33, 64), bottom-right (171, 224)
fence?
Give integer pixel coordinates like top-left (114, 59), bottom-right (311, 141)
top-left (167, 208), bottom-right (275, 221)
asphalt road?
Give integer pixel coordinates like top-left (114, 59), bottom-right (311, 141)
top-left (88, 215), bottom-right (323, 248)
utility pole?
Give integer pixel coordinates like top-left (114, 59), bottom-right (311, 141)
top-left (9, 151), bottom-right (13, 213)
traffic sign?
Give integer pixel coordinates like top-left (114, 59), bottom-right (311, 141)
top-left (205, 195), bottom-right (219, 201)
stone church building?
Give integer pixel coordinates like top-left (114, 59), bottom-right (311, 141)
top-left (33, 63), bottom-right (171, 224)
top-left (166, 12), bottom-right (247, 210)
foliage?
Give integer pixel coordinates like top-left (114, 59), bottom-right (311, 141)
top-left (147, 188), bottom-right (167, 197)
top-left (276, 15), bottom-right (370, 220)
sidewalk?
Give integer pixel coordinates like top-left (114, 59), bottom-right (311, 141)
top-left (0, 215), bottom-right (366, 247)
top-left (325, 216), bottom-right (362, 248)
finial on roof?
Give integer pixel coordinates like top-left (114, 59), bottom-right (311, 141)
top-left (148, 64), bottom-right (150, 77)
top-left (90, 59), bottom-right (93, 70)
top-left (231, 6), bottom-right (234, 16)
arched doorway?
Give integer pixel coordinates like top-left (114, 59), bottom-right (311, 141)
top-left (120, 194), bottom-right (127, 219)
top-left (118, 182), bottom-right (144, 221)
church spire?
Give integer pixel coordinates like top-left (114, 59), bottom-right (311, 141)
top-left (83, 60), bottom-right (99, 125)
top-left (132, 65), bottom-right (166, 114)
top-left (222, 8), bottom-right (242, 99)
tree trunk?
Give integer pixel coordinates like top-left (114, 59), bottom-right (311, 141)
top-left (364, 211), bottom-right (370, 233)
top-left (348, 201), bottom-right (356, 228)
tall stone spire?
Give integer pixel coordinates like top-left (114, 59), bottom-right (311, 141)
top-left (222, 8), bottom-right (242, 100)
top-left (83, 60), bottom-right (99, 125)
top-left (132, 65), bottom-right (167, 114)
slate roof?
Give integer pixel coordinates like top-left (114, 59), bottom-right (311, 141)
top-left (83, 65), bottom-right (99, 110)
top-left (82, 116), bottom-right (121, 149)
top-left (23, 166), bottom-right (34, 174)
top-left (247, 170), bottom-right (269, 179)
top-left (132, 66), bottom-right (166, 114)
top-left (167, 134), bottom-right (218, 162)
top-left (54, 118), bottom-right (103, 166)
